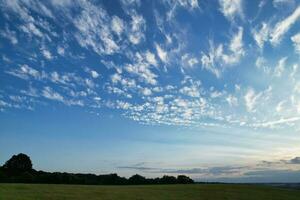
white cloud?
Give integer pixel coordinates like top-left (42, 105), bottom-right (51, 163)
top-left (252, 22), bottom-right (270, 49)
top-left (276, 100), bottom-right (286, 112)
top-left (187, 58), bottom-right (198, 67)
top-left (7, 64), bottom-right (95, 92)
top-left (111, 73), bottom-right (122, 84)
top-left (51, 0), bottom-right (72, 7)
top-left (290, 64), bottom-right (299, 79)
top-left (18, 0), bottom-right (54, 19)
top-left (210, 90), bottom-right (223, 98)
top-left (273, 0), bottom-right (296, 8)
top-left (111, 16), bottom-right (124, 36)
top-left (218, 0), bottom-right (243, 21)
top-left (116, 100), bottom-right (132, 110)
top-left (85, 78), bottom-right (95, 88)
top-left (226, 95), bottom-right (238, 106)
top-left (57, 47), bottom-right (65, 56)
top-left (74, 1), bottom-right (119, 55)
top-left (270, 6), bottom-right (300, 45)
top-left (3, 0), bottom-right (300, 131)
top-left (180, 86), bottom-right (200, 97)
top-left (178, 0), bottom-right (199, 9)
top-left (155, 43), bottom-right (168, 63)
top-left (120, 0), bottom-right (141, 9)
top-left (297, 102), bottom-right (300, 113)
top-left (244, 87), bottom-right (272, 113)
top-left (111, 73), bottom-right (137, 93)
top-left (20, 23), bottom-right (43, 38)
top-left (3, 0), bottom-right (50, 40)
top-left (0, 26), bottom-right (18, 45)
top-left (145, 51), bottom-right (157, 66)
top-left (42, 87), bottom-right (64, 102)
top-left (90, 70), bottom-right (99, 78)
top-left (42, 49), bottom-right (53, 60)
top-left (20, 65), bottom-right (40, 78)
top-left (125, 61), bottom-right (157, 85)
top-left (274, 57), bottom-right (287, 77)
top-left (294, 82), bottom-right (300, 93)
top-left (200, 49), bottom-right (221, 78)
top-left (291, 32), bottom-right (300, 54)
top-left (6, 64), bottom-right (41, 80)
top-left (244, 88), bottom-right (262, 112)
top-left (223, 27), bottom-right (244, 64)
top-left (107, 86), bottom-right (132, 98)
top-left (255, 56), bottom-right (271, 74)
top-left (94, 96), bottom-right (101, 101)
top-left (253, 117), bottom-right (300, 128)
top-left (165, 0), bottom-right (199, 20)
top-left (200, 27), bottom-right (244, 77)
top-left (129, 13), bottom-right (146, 45)
top-left (182, 54), bottom-right (198, 68)
top-left (141, 87), bottom-right (152, 96)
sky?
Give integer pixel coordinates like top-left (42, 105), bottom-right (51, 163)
top-left (0, 0), bottom-right (300, 183)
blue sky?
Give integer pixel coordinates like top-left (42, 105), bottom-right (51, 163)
top-left (1, 0), bottom-right (300, 182)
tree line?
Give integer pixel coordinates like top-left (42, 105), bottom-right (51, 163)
top-left (0, 153), bottom-right (194, 185)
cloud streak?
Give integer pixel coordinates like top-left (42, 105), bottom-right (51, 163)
top-left (270, 6), bottom-right (300, 45)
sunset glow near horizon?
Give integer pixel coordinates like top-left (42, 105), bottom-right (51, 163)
top-left (1, 0), bottom-right (300, 182)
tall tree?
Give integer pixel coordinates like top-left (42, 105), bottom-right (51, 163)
top-left (3, 153), bottom-right (32, 173)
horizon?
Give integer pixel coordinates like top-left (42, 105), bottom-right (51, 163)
top-left (2, 153), bottom-right (300, 184)
top-left (1, 0), bottom-right (300, 184)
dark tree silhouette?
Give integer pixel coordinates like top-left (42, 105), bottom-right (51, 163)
top-left (177, 175), bottom-right (194, 184)
top-left (0, 153), bottom-right (194, 185)
top-left (2, 153), bottom-right (32, 173)
top-left (128, 174), bottom-right (147, 184)
top-left (160, 175), bottom-right (177, 184)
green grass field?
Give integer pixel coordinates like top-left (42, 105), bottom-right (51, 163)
top-left (0, 183), bottom-right (300, 200)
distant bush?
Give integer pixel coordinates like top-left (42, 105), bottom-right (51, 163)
top-left (0, 153), bottom-right (194, 185)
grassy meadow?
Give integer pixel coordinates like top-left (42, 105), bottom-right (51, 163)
top-left (0, 183), bottom-right (300, 200)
